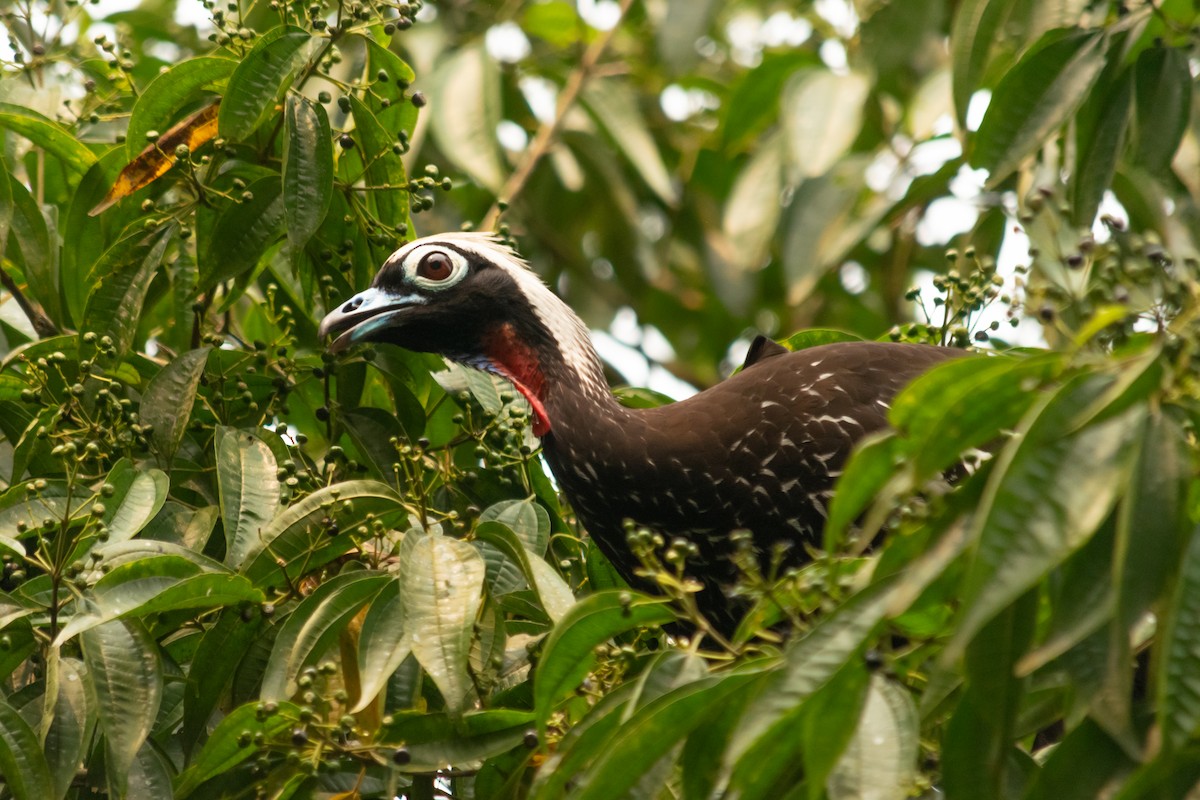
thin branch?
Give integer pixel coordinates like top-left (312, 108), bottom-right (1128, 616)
top-left (481, 0), bottom-right (636, 230)
top-left (0, 265), bottom-right (59, 337)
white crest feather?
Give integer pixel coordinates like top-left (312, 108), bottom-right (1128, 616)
top-left (391, 233), bottom-right (609, 395)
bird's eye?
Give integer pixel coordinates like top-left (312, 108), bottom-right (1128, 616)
top-left (416, 252), bottom-right (454, 282)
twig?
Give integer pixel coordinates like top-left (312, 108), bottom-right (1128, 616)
top-left (0, 265), bottom-right (59, 337)
top-left (481, 0), bottom-right (636, 230)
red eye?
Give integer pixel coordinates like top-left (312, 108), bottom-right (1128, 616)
top-left (417, 252), bottom-right (454, 281)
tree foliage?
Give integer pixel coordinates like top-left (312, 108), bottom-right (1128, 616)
top-left (0, 0), bottom-right (1198, 798)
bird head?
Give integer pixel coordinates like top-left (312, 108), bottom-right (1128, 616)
top-left (319, 233), bottom-right (516, 358)
top-left (318, 232), bottom-right (605, 436)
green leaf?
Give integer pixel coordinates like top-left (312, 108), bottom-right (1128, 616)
top-left (724, 576), bottom-right (901, 773)
top-left (363, 37), bottom-right (415, 86)
top-left (722, 51), bottom-right (814, 151)
top-left (135, 572), bottom-right (263, 615)
top-left (428, 42), bottom-right (505, 194)
top-left (5, 174), bottom-right (59, 326)
top-left (1071, 68), bottom-right (1133, 227)
top-left (1131, 46), bottom-right (1192, 175)
top-left (402, 532), bottom-right (486, 714)
top-left (0, 377), bottom-right (25, 411)
top-left (799, 662), bottom-right (872, 800)
top-left (477, 498), bottom-right (551, 594)
top-left (0, 102), bottom-right (97, 176)
top-left (948, 374), bottom-right (1143, 661)
top-left (377, 709), bottom-right (536, 771)
top-left (581, 81), bottom-right (677, 205)
top-left (81, 619), bottom-right (162, 797)
top-left (62, 149), bottom-right (137, 325)
top-left (182, 609), bottom-right (264, 757)
top-left (81, 224), bottom-right (174, 358)
top-left (860, 0), bottom-right (946, 94)
top-left (941, 592), bottom-right (1036, 800)
top-left (57, 461), bottom-right (172, 563)
top-left (823, 433), bottom-right (900, 552)
top-left (530, 683), bottom-right (640, 800)
top-left (0, 470), bottom-right (70, 528)
top-left (676, 675), bottom-right (755, 799)
top-left (780, 329), bottom-right (863, 351)
top-left (240, 480), bottom-right (403, 587)
top-left (105, 466), bottom-right (169, 544)
top-left (126, 743), bottom-right (174, 800)
top-left (283, 94), bottom-right (333, 255)
top-left (476, 521), bottom-right (574, 622)
top-left (351, 576), bottom-right (410, 713)
top-left (260, 571), bottom-right (389, 701)
top-left (723, 132), bottom-right (784, 272)
top-left (199, 174), bottom-right (285, 290)
top-left (584, 540), bottom-right (626, 593)
top-left (1117, 411), bottom-right (1191, 635)
top-left (216, 426), bottom-right (282, 569)
top-left (892, 353), bottom-right (1060, 480)
top-left (949, 0), bottom-right (1009, 127)
top-left (826, 676), bottom-right (919, 800)
top-left (522, 0), bottom-right (584, 46)
top-left (1023, 718), bottom-right (1135, 800)
top-left (0, 695), bottom-right (53, 800)
top-left (55, 551), bottom-right (243, 642)
top-left (140, 347), bottom-right (211, 465)
top-left (1066, 347), bottom-right (1164, 432)
top-left (1077, 411), bottom-right (1191, 746)
top-left (174, 701), bottom-right (299, 797)
top-left (657, 0), bottom-right (718, 73)
top-left (340, 407), bottom-right (405, 482)
top-left (780, 70), bottom-right (871, 179)
top-left (361, 36), bottom-right (418, 124)
top-left (613, 386), bottom-right (676, 409)
top-left (724, 661), bottom-right (867, 800)
top-left (0, 614), bottom-right (35, 670)
top-left (534, 591), bottom-right (675, 730)
top-left (92, 539), bottom-right (223, 570)
top-left (1016, 516), bottom-right (1116, 676)
top-left (538, 656), bottom-right (687, 795)
top-left (346, 94), bottom-right (408, 228)
top-left (1110, 749), bottom-right (1200, 800)
top-left (1159, 524), bottom-right (1200, 751)
top-left (570, 671), bottom-right (763, 800)
top-left (0, 160), bottom-right (12, 263)
top-left (44, 657), bottom-right (89, 800)
top-left (972, 30), bottom-right (1107, 186)
top-left (451, 362), bottom-right (507, 416)
top-left (127, 56), bottom-right (236, 160)
top-left (779, 157), bottom-right (877, 304)
top-left (0, 536), bottom-right (23, 564)
top-left (218, 26), bottom-right (316, 141)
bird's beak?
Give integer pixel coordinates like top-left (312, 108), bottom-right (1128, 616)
top-left (318, 287), bottom-right (421, 353)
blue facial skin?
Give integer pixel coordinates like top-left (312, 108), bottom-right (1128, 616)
top-left (351, 310), bottom-right (406, 343)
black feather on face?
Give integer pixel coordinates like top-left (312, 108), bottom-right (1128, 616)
top-left (319, 236), bottom-right (536, 362)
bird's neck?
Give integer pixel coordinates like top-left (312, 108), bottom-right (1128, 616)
top-left (478, 300), bottom-right (627, 438)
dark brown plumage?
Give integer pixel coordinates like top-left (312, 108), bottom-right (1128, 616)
top-left (319, 233), bottom-right (961, 631)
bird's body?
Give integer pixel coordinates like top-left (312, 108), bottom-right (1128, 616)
top-left (319, 233), bottom-right (961, 631)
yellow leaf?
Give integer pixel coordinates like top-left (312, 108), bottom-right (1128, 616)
top-left (89, 101), bottom-right (221, 216)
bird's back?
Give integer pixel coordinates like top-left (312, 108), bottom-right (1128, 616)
top-left (543, 340), bottom-right (963, 630)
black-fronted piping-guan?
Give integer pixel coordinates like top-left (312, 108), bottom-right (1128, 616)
top-left (318, 233), bottom-right (960, 632)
